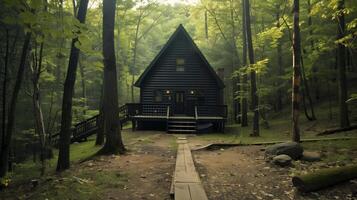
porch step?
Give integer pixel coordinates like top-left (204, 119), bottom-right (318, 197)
top-left (167, 119), bottom-right (197, 133)
top-left (168, 129), bottom-right (196, 133)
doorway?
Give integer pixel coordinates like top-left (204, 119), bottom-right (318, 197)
top-left (174, 91), bottom-right (185, 114)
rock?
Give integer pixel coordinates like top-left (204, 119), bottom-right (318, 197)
top-left (301, 151), bottom-right (321, 162)
top-left (265, 142), bottom-right (303, 160)
top-left (272, 154), bottom-right (292, 167)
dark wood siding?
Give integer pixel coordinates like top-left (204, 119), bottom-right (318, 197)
top-left (140, 34), bottom-right (222, 106)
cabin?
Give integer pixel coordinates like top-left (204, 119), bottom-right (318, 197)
top-left (128, 24), bottom-right (227, 133)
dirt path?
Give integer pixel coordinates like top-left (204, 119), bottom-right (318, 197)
top-left (75, 132), bottom-right (176, 200)
top-left (192, 145), bottom-right (357, 200)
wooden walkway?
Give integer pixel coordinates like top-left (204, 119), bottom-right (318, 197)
top-left (172, 137), bottom-right (208, 200)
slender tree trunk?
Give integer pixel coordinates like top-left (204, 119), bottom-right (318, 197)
top-left (56, 0), bottom-right (89, 172)
top-left (276, 9), bottom-right (283, 111)
top-left (30, 42), bottom-right (47, 176)
top-left (1, 29), bottom-right (9, 151)
top-left (230, 0), bottom-right (240, 124)
top-left (95, 85), bottom-right (104, 145)
top-left (98, 0), bottom-right (125, 154)
top-left (78, 58), bottom-right (86, 115)
top-left (337, 0), bottom-right (350, 128)
top-left (300, 56), bottom-right (316, 121)
top-left (0, 32), bottom-right (31, 178)
top-left (292, 0), bottom-right (301, 142)
top-left (131, 75), bottom-right (135, 103)
top-left (241, 0), bottom-right (248, 127)
top-left (244, 0), bottom-right (259, 136)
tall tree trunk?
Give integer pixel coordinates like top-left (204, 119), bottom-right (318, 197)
top-left (337, 0), bottom-right (350, 128)
top-left (276, 8), bottom-right (283, 111)
top-left (1, 29), bottom-right (9, 151)
top-left (241, 0), bottom-right (248, 127)
top-left (0, 32), bottom-right (31, 178)
top-left (56, 0), bottom-right (89, 172)
top-left (78, 58), bottom-right (86, 115)
top-left (292, 0), bottom-right (301, 142)
top-left (300, 56), bottom-right (316, 121)
top-left (244, 0), bottom-right (259, 136)
top-left (30, 42), bottom-right (47, 175)
top-left (230, 0), bottom-right (240, 124)
top-left (95, 85), bottom-right (104, 145)
top-left (98, 0), bottom-right (125, 154)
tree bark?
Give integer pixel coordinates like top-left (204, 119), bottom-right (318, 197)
top-left (56, 0), bottom-right (89, 172)
top-left (30, 42), bottom-right (47, 176)
top-left (95, 85), bottom-right (104, 145)
top-left (244, 0), bottom-right (259, 136)
top-left (337, 0), bottom-right (350, 128)
top-left (276, 8), bottom-right (283, 111)
top-left (1, 29), bottom-right (9, 151)
top-left (292, 165), bottom-right (357, 192)
top-left (241, 0), bottom-right (248, 127)
top-left (0, 32), bottom-right (31, 178)
top-left (292, 0), bottom-right (301, 142)
top-left (78, 58), bottom-right (86, 115)
top-left (98, 0), bottom-right (125, 154)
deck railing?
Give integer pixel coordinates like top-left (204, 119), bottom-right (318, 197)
top-left (196, 105), bottom-right (228, 118)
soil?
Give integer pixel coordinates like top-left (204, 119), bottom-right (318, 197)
top-left (192, 144), bottom-right (357, 200)
top-left (86, 132), bottom-right (176, 200)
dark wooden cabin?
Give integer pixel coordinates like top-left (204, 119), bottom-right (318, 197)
top-left (128, 24), bottom-right (227, 133)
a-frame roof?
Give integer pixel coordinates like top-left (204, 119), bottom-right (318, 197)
top-left (134, 24), bottom-right (225, 88)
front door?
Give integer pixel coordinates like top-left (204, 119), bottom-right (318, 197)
top-left (174, 91), bottom-right (185, 114)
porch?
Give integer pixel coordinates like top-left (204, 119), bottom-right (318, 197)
top-left (124, 103), bottom-right (227, 133)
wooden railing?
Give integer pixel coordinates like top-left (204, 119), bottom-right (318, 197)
top-left (196, 105), bottom-right (228, 118)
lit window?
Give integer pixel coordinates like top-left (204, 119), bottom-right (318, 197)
top-left (176, 58), bottom-right (185, 72)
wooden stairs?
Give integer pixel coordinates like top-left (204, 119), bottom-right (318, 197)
top-left (50, 105), bottom-right (130, 145)
top-left (167, 119), bottom-right (197, 133)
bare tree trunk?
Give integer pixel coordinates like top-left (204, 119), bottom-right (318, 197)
top-left (95, 85), bottom-right (104, 145)
top-left (56, 0), bottom-right (89, 172)
top-left (337, 0), bottom-right (350, 128)
top-left (276, 8), bottom-right (283, 111)
top-left (98, 0), bottom-right (125, 154)
top-left (230, 0), bottom-right (240, 124)
top-left (78, 58), bottom-right (86, 115)
top-left (30, 41), bottom-right (47, 176)
top-left (0, 32), bottom-right (31, 178)
top-left (244, 0), bottom-right (259, 136)
top-left (292, 0), bottom-right (301, 142)
top-left (1, 29), bottom-right (9, 152)
top-left (241, 0), bottom-right (248, 127)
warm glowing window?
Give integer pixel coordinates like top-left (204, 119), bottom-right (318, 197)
top-left (176, 58), bottom-right (185, 72)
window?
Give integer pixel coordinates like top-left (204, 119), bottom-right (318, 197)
top-left (176, 58), bottom-right (185, 72)
top-left (154, 90), bottom-right (163, 102)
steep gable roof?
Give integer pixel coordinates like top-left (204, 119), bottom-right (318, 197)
top-left (134, 24), bottom-right (225, 88)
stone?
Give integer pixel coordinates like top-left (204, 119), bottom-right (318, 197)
top-left (265, 142), bottom-right (303, 160)
top-left (272, 154), bottom-right (292, 167)
top-left (301, 151), bottom-right (321, 162)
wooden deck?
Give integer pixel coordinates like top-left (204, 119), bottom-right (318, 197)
top-left (172, 137), bottom-right (208, 200)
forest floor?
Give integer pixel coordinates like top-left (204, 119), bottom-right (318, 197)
top-left (1, 102), bottom-right (357, 199)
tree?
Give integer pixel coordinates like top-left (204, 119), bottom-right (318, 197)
top-left (292, 0), bottom-right (301, 142)
top-left (0, 32), bottom-right (31, 178)
top-left (336, 0), bottom-right (350, 128)
top-left (243, 0), bottom-right (259, 136)
top-left (241, 0), bottom-right (248, 127)
top-left (98, 0), bottom-right (126, 154)
top-left (56, 0), bottom-right (89, 172)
